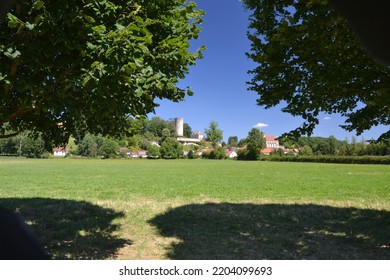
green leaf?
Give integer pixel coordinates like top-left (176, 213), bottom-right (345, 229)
top-left (84, 15), bottom-right (96, 24)
top-left (0, 73), bottom-right (10, 84)
top-left (124, 62), bottom-right (137, 74)
top-left (87, 42), bottom-right (97, 50)
top-left (7, 13), bottom-right (22, 29)
top-left (4, 47), bottom-right (21, 59)
top-left (92, 25), bottom-right (106, 34)
top-left (134, 58), bottom-right (144, 67)
top-left (33, 0), bottom-right (45, 10)
top-left (26, 22), bottom-right (35, 30)
top-left (186, 88), bottom-right (194, 96)
top-left (115, 23), bottom-right (125, 31)
top-left (91, 61), bottom-right (101, 68)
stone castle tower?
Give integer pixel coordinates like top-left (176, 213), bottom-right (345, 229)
top-left (175, 117), bottom-right (184, 137)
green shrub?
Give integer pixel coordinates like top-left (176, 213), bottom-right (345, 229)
top-left (262, 155), bottom-right (390, 165)
top-left (147, 145), bottom-right (161, 159)
top-left (187, 149), bottom-right (199, 159)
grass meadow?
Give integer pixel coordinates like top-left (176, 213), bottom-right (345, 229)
top-left (0, 158), bottom-right (389, 259)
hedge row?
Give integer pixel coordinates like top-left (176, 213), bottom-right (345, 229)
top-left (258, 155), bottom-right (390, 165)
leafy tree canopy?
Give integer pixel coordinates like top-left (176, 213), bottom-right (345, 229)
top-left (146, 144), bottom-right (160, 158)
top-left (0, 0), bottom-right (204, 147)
top-left (247, 128), bottom-right (265, 148)
top-left (183, 122), bottom-right (192, 138)
top-left (160, 137), bottom-right (182, 159)
top-left (147, 117), bottom-right (167, 139)
top-left (204, 121), bottom-right (223, 146)
top-left (246, 128), bottom-right (265, 160)
top-left (243, 0), bottom-right (390, 141)
top-left (227, 136), bottom-right (238, 147)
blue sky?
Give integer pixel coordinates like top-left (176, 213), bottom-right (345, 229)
top-left (150, 0), bottom-right (388, 142)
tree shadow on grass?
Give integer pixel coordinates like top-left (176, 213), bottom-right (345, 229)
top-left (0, 198), bottom-right (131, 259)
top-left (149, 203), bottom-right (390, 259)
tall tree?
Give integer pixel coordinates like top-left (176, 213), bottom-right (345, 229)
top-left (204, 121), bottom-right (223, 147)
top-left (0, 0), bottom-right (204, 147)
top-left (146, 144), bottom-right (160, 158)
top-left (160, 138), bottom-right (182, 159)
top-left (183, 123), bottom-right (192, 138)
top-left (328, 135), bottom-right (338, 155)
top-left (160, 128), bottom-right (171, 143)
top-left (147, 117), bottom-right (167, 139)
top-left (98, 137), bottom-right (119, 158)
top-left (246, 128), bottom-right (266, 160)
top-left (243, 0), bottom-right (390, 141)
top-left (227, 136), bottom-right (238, 147)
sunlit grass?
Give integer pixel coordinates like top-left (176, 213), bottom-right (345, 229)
top-left (0, 158), bottom-right (389, 259)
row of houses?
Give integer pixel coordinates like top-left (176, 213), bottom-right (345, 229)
top-left (52, 146), bottom-right (149, 158)
top-left (52, 135), bottom-right (299, 158)
top-left (119, 148), bottom-right (148, 158)
top-left (193, 147), bottom-right (238, 158)
top-left (52, 145), bottom-right (238, 158)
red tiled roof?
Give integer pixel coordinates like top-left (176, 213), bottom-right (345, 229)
top-left (226, 150), bottom-right (233, 156)
top-left (120, 147), bottom-right (131, 153)
top-left (53, 146), bottom-right (69, 152)
top-left (265, 136), bottom-right (277, 141)
top-left (261, 147), bottom-right (274, 155)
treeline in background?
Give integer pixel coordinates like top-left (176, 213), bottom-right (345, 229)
top-left (1, 116), bottom-right (390, 164)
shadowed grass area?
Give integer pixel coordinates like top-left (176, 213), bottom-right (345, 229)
top-left (149, 203), bottom-right (390, 259)
top-left (0, 198), bottom-right (131, 259)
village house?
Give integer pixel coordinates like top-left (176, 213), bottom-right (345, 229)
top-left (260, 135), bottom-right (300, 155)
top-left (130, 150), bottom-right (148, 158)
top-left (260, 147), bottom-right (274, 156)
top-left (52, 146), bottom-right (70, 157)
top-left (265, 136), bottom-right (280, 149)
top-left (260, 136), bottom-right (280, 155)
top-left (226, 149), bottom-right (238, 159)
top-left (191, 130), bottom-right (205, 141)
top-left (283, 148), bottom-right (300, 155)
top-left (119, 147), bottom-right (132, 157)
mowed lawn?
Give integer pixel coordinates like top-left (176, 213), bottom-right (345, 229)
top-left (0, 158), bottom-right (389, 259)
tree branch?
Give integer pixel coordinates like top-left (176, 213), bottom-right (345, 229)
top-left (0, 132), bottom-right (19, 139)
top-left (0, 107), bottom-right (35, 127)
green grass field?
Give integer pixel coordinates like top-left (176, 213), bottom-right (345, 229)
top-left (1, 158), bottom-right (389, 259)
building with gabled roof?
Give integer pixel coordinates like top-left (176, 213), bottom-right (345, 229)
top-left (265, 136), bottom-right (279, 149)
top-left (260, 135), bottom-right (280, 155)
top-left (53, 146), bottom-right (70, 157)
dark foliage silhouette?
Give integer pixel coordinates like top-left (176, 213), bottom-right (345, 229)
top-left (0, 198), bottom-right (130, 259)
top-left (0, 205), bottom-right (50, 259)
top-left (149, 203), bottom-right (390, 259)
